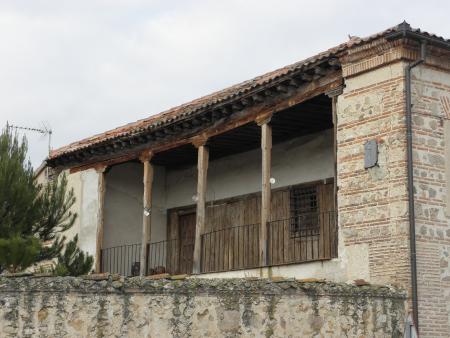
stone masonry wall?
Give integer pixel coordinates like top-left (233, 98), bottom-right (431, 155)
top-left (411, 64), bottom-right (450, 337)
top-left (338, 40), bottom-right (450, 337)
top-left (0, 276), bottom-right (405, 338)
top-left (337, 61), bottom-right (411, 290)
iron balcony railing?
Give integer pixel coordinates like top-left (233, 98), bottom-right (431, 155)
top-left (100, 243), bottom-right (141, 277)
top-left (146, 238), bottom-right (181, 275)
top-left (100, 239), bottom-right (181, 276)
top-left (100, 211), bottom-right (337, 276)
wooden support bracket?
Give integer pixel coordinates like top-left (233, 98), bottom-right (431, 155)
top-left (255, 113), bottom-right (273, 126)
top-left (192, 134), bottom-right (209, 148)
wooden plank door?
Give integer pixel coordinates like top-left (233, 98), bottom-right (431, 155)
top-left (178, 212), bottom-right (196, 274)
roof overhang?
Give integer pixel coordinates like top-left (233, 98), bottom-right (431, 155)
top-left (47, 22), bottom-right (449, 171)
top-left (49, 60), bottom-right (342, 170)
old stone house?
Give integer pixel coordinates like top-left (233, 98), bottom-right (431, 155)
top-left (45, 22), bottom-right (450, 336)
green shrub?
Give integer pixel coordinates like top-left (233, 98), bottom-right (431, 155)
top-left (0, 235), bottom-right (42, 273)
top-left (54, 235), bottom-right (93, 276)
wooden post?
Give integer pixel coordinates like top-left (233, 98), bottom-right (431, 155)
top-left (95, 165), bottom-right (107, 273)
top-left (257, 114), bottom-right (272, 267)
top-left (331, 95), bottom-right (338, 211)
top-left (192, 138), bottom-right (209, 274)
top-left (140, 151), bottom-right (154, 276)
top-left (326, 85), bottom-right (343, 211)
top-left (326, 85), bottom-right (343, 256)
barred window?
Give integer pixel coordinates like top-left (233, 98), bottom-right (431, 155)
top-left (289, 185), bottom-right (319, 238)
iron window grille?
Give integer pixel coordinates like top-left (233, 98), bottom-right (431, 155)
top-left (289, 185), bottom-right (320, 238)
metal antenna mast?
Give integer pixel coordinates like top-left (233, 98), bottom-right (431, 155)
top-left (7, 122), bottom-right (53, 155)
top-left (6, 121), bottom-right (54, 180)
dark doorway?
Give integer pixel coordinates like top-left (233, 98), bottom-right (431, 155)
top-left (178, 212), bottom-right (196, 274)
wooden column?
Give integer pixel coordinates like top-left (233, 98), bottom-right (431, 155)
top-left (140, 152), bottom-right (154, 276)
top-left (331, 95), bottom-right (338, 210)
top-left (95, 165), bottom-right (107, 273)
top-left (257, 114), bottom-right (272, 267)
top-left (193, 137), bottom-right (209, 274)
top-left (326, 85), bottom-right (343, 257)
top-left (326, 85), bottom-right (344, 211)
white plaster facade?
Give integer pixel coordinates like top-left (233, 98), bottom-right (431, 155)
top-left (62, 169), bottom-right (101, 260)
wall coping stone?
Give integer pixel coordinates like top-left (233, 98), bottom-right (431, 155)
top-left (0, 276), bottom-right (406, 300)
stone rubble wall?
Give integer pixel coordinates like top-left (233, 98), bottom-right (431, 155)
top-left (0, 276), bottom-right (406, 338)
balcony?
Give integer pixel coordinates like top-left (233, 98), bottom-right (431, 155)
top-left (100, 211), bottom-right (337, 276)
top-left (97, 94), bottom-right (336, 277)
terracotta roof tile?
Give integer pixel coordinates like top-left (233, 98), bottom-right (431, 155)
top-left (49, 23), bottom-right (448, 160)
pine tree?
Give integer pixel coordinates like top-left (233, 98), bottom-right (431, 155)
top-left (36, 174), bottom-right (77, 261)
top-left (0, 235), bottom-right (41, 273)
top-left (0, 126), bottom-right (77, 273)
top-left (54, 235), bottom-right (93, 276)
top-left (0, 126), bottom-right (41, 239)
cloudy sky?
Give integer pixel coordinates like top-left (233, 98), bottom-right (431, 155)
top-left (1, 0), bottom-right (449, 167)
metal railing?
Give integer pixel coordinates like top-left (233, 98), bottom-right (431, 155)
top-left (146, 238), bottom-right (180, 275)
top-left (101, 239), bottom-right (181, 276)
top-left (100, 243), bottom-right (142, 276)
top-left (200, 223), bottom-right (260, 273)
top-left (101, 211), bottom-right (337, 276)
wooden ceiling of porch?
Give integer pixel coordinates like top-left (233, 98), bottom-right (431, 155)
top-left (151, 94), bottom-right (332, 169)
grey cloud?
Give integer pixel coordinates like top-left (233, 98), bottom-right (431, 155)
top-left (0, 0), bottom-right (448, 167)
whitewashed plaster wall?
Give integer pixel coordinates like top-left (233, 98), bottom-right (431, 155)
top-left (165, 129), bottom-right (334, 209)
top-left (64, 168), bottom-right (101, 261)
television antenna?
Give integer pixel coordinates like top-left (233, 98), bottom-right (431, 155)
top-left (6, 121), bottom-right (52, 155)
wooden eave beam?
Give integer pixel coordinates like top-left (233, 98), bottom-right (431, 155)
top-left (220, 106), bottom-right (232, 116)
top-left (275, 84), bottom-right (289, 93)
top-left (328, 58), bottom-right (340, 67)
top-left (264, 89), bottom-right (275, 97)
top-left (231, 102), bottom-right (244, 111)
top-left (137, 135), bottom-right (147, 142)
top-left (144, 134), bottom-right (154, 141)
top-left (314, 66), bottom-right (327, 76)
top-left (300, 72), bottom-right (314, 81)
top-left (252, 93), bottom-right (265, 102)
top-left (288, 77), bottom-right (302, 88)
top-left (211, 110), bottom-right (222, 120)
top-left (191, 118), bottom-right (202, 126)
top-left (241, 97), bottom-right (253, 106)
